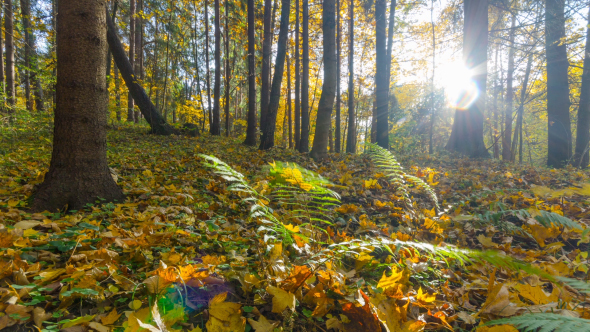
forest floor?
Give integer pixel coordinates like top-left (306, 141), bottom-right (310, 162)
top-left (2, 117), bottom-right (590, 332)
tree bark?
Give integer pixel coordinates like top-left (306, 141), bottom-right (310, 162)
top-left (205, 0), bottom-right (213, 128)
top-left (107, 13), bottom-right (176, 135)
top-left (127, 0), bottom-right (135, 122)
top-left (224, 0), bottom-right (230, 136)
top-left (0, 9), bottom-right (4, 101)
top-left (260, 0), bottom-right (272, 132)
top-left (20, 0), bottom-right (31, 111)
top-left (211, 0), bottom-right (221, 135)
top-left (115, 62), bottom-right (121, 121)
top-left (545, 0), bottom-right (571, 168)
top-left (259, 0), bottom-right (291, 150)
top-left (335, 0), bottom-right (341, 153)
top-left (299, 0), bottom-right (310, 152)
top-left (288, 48), bottom-right (293, 148)
top-left (575, 3), bottom-right (590, 168)
top-left (33, 0), bottom-right (124, 212)
top-left (445, 0), bottom-right (489, 158)
top-left (4, 0), bottom-right (14, 107)
top-left (374, 0), bottom-right (388, 148)
top-left (294, 0), bottom-right (301, 149)
top-left (133, 0), bottom-right (142, 122)
top-left (310, 0), bottom-right (336, 160)
top-left (243, 0), bottom-right (257, 146)
top-left (345, 0), bottom-right (355, 153)
top-left (503, 13), bottom-right (516, 161)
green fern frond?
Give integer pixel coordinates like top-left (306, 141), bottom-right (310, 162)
top-left (557, 277), bottom-right (590, 294)
top-left (365, 143), bottom-right (439, 212)
top-left (200, 154), bottom-right (294, 245)
top-left (486, 313), bottom-right (590, 332)
top-left (535, 210), bottom-right (583, 230)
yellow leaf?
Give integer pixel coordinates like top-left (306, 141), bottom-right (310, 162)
top-left (247, 315), bottom-right (278, 332)
top-left (39, 268), bottom-right (66, 283)
top-left (416, 287), bottom-right (435, 303)
top-left (89, 322), bottom-right (110, 332)
top-left (101, 309), bottom-right (122, 325)
top-left (62, 315), bottom-right (95, 328)
top-left (514, 284), bottom-right (558, 305)
top-left (267, 286), bottom-right (296, 313)
top-left (188, 327), bottom-right (203, 332)
top-left (376, 267), bottom-right (404, 292)
top-left (477, 234), bottom-right (498, 248)
top-left (283, 224), bottom-right (300, 233)
top-left (206, 292), bottom-right (246, 332)
top-left (129, 300), bottom-right (143, 310)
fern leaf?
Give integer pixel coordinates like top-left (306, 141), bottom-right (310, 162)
top-left (486, 313), bottom-right (590, 332)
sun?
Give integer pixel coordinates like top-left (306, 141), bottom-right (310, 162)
top-left (438, 61), bottom-right (479, 110)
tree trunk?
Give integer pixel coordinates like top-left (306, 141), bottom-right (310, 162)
top-left (5, 0), bottom-right (14, 107)
top-left (259, 0), bottom-right (291, 150)
top-left (545, 0), bottom-right (571, 168)
top-left (211, 0), bottom-right (221, 135)
top-left (0, 9), bottom-right (4, 102)
top-left (127, 0), bottom-right (135, 122)
top-left (299, 0), bottom-right (310, 152)
top-left (288, 49), bottom-right (293, 148)
top-left (335, 0), bottom-right (341, 153)
top-left (575, 3), bottom-right (590, 168)
top-left (133, 0), bottom-right (142, 122)
top-left (115, 63), bottom-right (121, 121)
top-left (374, 0), bottom-right (388, 148)
top-left (243, 0), bottom-right (257, 146)
top-left (162, 22), bottom-right (170, 119)
top-left (345, 0), bottom-right (355, 153)
top-left (224, 0), bottom-right (230, 136)
top-left (294, 0), bottom-right (301, 150)
top-left (492, 43), bottom-right (500, 159)
top-left (445, 0), bottom-right (489, 158)
top-left (20, 0), bottom-right (31, 111)
top-left (106, 1), bottom-right (117, 78)
top-left (310, 0), bottom-right (336, 160)
top-left (22, 0), bottom-right (44, 112)
top-left (107, 13), bottom-right (176, 135)
top-left (260, 0), bottom-right (272, 132)
top-left (503, 13), bottom-right (516, 161)
top-left (205, 0), bottom-right (213, 128)
top-left (33, 0), bottom-right (124, 212)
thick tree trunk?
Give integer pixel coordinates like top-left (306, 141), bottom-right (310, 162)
top-left (374, 0), bottom-right (388, 148)
top-left (503, 14), bottom-right (516, 161)
top-left (115, 64), bottom-right (121, 121)
top-left (20, 0), bottom-right (31, 111)
top-left (5, 0), bottom-right (14, 107)
top-left (243, 0), bottom-right (257, 146)
top-left (133, 0), bottom-right (142, 122)
top-left (211, 0), bottom-right (221, 135)
top-left (32, 0), bottom-right (124, 212)
top-left (575, 4), bottom-right (590, 168)
top-left (288, 50), bottom-right (293, 148)
top-left (310, 0), bottom-right (336, 160)
top-left (299, 0), bottom-right (310, 152)
top-left (107, 13), bottom-right (176, 135)
top-left (0, 10), bottom-right (4, 101)
top-left (446, 0), bottom-right (489, 158)
top-left (127, 0), bottom-right (135, 122)
top-left (294, 0), bottom-right (301, 150)
top-left (545, 0), bottom-right (571, 168)
top-left (205, 0), bottom-right (212, 128)
top-left (259, 0), bottom-right (291, 150)
top-left (335, 0), bottom-right (341, 153)
top-left (224, 0), bottom-right (230, 136)
top-left (345, 0), bottom-right (355, 153)
top-left (260, 0), bottom-right (272, 132)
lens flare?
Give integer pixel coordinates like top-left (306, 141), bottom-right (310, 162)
top-left (438, 62), bottom-right (479, 110)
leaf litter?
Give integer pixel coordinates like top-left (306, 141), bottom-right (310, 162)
top-left (1, 125), bottom-right (590, 331)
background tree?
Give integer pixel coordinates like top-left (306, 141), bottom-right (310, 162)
top-left (299, 0), bottom-right (309, 152)
top-left (211, 0), bottom-right (221, 135)
top-left (545, 0), bottom-right (571, 168)
top-left (345, 0), bottom-right (355, 153)
top-left (446, 0), bottom-right (489, 158)
top-left (33, 0), bottom-right (124, 211)
top-left (243, 0), bottom-right (257, 146)
top-left (574, 4), bottom-right (590, 168)
top-left (4, 0), bottom-right (14, 107)
top-left (310, 0), bottom-right (336, 160)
